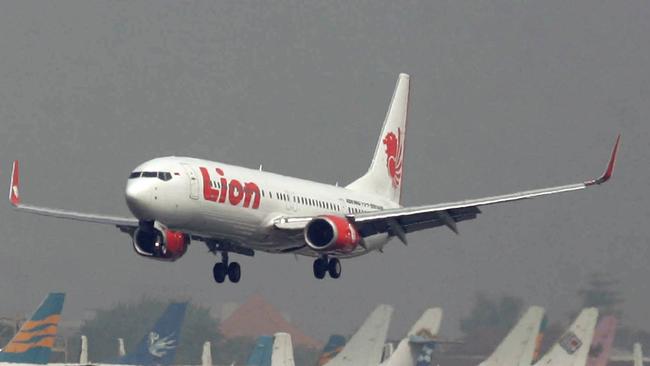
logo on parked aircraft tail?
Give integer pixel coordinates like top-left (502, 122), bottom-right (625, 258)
top-left (148, 332), bottom-right (177, 358)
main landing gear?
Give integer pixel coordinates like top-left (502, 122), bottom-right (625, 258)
top-left (313, 256), bottom-right (341, 279)
top-left (212, 252), bottom-right (241, 284)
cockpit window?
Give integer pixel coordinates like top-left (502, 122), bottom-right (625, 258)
top-left (131, 171), bottom-right (172, 181)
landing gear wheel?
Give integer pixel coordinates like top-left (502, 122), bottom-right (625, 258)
top-left (213, 262), bottom-right (227, 283)
top-left (313, 258), bottom-right (327, 279)
top-left (227, 262), bottom-right (241, 283)
top-left (328, 258), bottom-right (342, 279)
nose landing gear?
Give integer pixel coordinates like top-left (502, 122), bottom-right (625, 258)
top-left (313, 256), bottom-right (341, 279)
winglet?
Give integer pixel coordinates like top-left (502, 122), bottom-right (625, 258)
top-left (585, 134), bottom-right (620, 186)
top-left (9, 160), bottom-right (21, 206)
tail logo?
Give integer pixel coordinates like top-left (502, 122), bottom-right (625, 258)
top-left (383, 128), bottom-right (404, 188)
top-left (148, 332), bottom-right (177, 358)
top-left (559, 331), bottom-right (582, 355)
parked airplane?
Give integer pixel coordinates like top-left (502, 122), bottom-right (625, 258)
top-left (586, 315), bottom-right (617, 366)
top-left (246, 336), bottom-right (274, 366)
top-left (0, 293), bottom-right (65, 365)
top-left (317, 335), bottom-right (347, 366)
top-left (323, 305), bottom-right (394, 366)
top-left (532, 308), bottom-right (598, 366)
top-left (381, 308), bottom-right (443, 366)
top-left (478, 306), bottom-right (546, 366)
top-left (78, 302), bottom-right (187, 366)
top-left (634, 343), bottom-right (644, 366)
top-left (271, 333), bottom-right (295, 366)
top-left (8, 73), bottom-right (620, 283)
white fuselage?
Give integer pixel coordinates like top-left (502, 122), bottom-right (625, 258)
top-left (125, 157), bottom-right (398, 256)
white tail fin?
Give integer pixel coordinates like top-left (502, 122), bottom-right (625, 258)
top-left (347, 73), bottom-right (410, 204)
top-left (634, 343), bottom-right (644, 366)
top-left (479, 306), bottom-right (545, 366)
top-left (118, 338), bottom-right (126, 357)
top-left (381, 307), bottom-right (443, 366)
top-left (79, 335), bottom-right (89, 364)
top-left (272, 333), bottom-right (296, 366)
top-left (202, 341), bottom-right (212, 366)
top-left (324, 304), bottom-right (394, 366)
top-left (533, 308), bottom-right (599, 366)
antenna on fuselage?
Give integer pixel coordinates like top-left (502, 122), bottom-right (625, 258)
top-left (259, 164), bottom-right (263, 171)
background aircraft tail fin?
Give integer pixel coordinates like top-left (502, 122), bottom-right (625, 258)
top-left (0, 292), bottom-right (65, 365)
top-left (586, 315), bottom-right (618, 366)
top-left (633, 342), bottom-right (644, 366)
top-left (381, 307), bottom-right (442, 366)
top-left (246, 336), bottom-right (274, 366)
top-left (346, 74), bottom-right (410, 204)
top-left (317, 335), bottom-right (347, 366)
top-left (117, 302), bottom-right (188, 366)
top-left (201, 341), bottom-right (212, 366)
top-left (533, 308), bottom-right (599, 366)
top-left (272, 333), bottom-right (295, 366)
top-left (479, 306), bottom-right (545, 366)
top-left (324, 304), bottom-right (394, 366)
top-left (80, 335), bottom-right (89, 364)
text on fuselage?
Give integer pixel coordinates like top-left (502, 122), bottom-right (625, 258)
top-left (199, 167), bottom-right (261, 209)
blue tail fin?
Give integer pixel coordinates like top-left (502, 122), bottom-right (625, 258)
top-left (246, 336), bottom-right (274, 366)
top-left (117, 302), bottom-right (188, 366)
top-left (316, 335), bottom-right (346, 366)
top-left (0, 293), bottom-right (65, 364)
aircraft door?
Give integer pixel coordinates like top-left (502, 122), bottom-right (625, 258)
top-left (181, 163), bottom-right (199, 200)
top-left (285, 191), bottom-right (297, 212)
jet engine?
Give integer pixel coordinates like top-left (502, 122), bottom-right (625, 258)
top-left (304, 215), bottom-right (360, 253)
top-left (132, 221), bottom-right (189, 261)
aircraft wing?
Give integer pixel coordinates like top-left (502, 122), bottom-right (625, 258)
top-left (275, 135), bottom-right (619, 242)
top-left (8, 160), bottom-right (138, 231)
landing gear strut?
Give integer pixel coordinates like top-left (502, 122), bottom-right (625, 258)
top-left (313, 257), bottom-right (341, 279)
top-left (212, 252), bottom-right (241, 284)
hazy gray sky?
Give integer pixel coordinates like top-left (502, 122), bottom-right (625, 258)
top-left (1, 0), bottom-right (649, 341)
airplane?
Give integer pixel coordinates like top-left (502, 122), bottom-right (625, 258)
top-left (478, 306), bottom-right (546, 366)
top-left (316, 335), bottom-right (346, 366)
top-left (244, 333), bottom-right (297, 366)
top-left (634, 343), bottom-right (644, 366)
top-left (380, 308), bottom-right (443, 366)
top-left (0, 293), bottom-right (65, 365)
top-left (322, 304), bottom-right (393, 366)
top-left (78, 302), bottom-right (187, 366)
top-left (585, 315), bottom-right (617, 366)
top-left (532, 308), bottom-right (598, 366)
top-left (201, 341), bottom-right (212, 366)
top-left (8, 73), bottom-right (621, 283)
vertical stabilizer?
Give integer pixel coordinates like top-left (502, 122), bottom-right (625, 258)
top-left (346, 74), bottom-right (410, 204)
top-left (116, 302), bottom-right (188, 366)
top-left (246, 336), bottom-right (274, 366)
top-left (0, 293), bottom-right (65, 364)
top-left (80, 335), bottom-right (89, 364)
top-left (533, 308), bottom-right (599, 366)
top-left (324, 304), bottom-right (394, 366)
top-left (272, 333), bottom-right (295, 366)
top-left (633, 343), bottom-right (644, 366)
top-left (382, 308), bottom-right (443, 366)
top-left (202, 341), bottom-right (212, 366)
top-left (479, 306), bottom-right (545, 366)
top-left (317, 335), bottom-right (347, 366)
top-left (118, 338), bottom-right (126, 357)
top-left (586, 315), bottom-right (618, 366)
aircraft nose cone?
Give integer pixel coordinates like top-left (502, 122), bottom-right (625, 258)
top-left (125, 181), bottom-right (153, 219)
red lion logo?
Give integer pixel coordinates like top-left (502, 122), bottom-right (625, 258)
top-left (383, 128), bottom-right (403, 188)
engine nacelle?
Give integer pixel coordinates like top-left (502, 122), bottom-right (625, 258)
top-left (304, 215), bottom-right (360, 253)
top-left (132, 222), bottom-right (189, 261)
